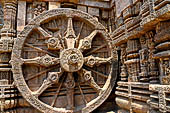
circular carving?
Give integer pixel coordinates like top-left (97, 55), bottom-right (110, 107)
top-left (47, 37), bottom-right (61, 50)
top-left (84, 72), bottom-right (92, 81)
top-left (82, 39), bottom-right (91, 49)
top-left (60, 48), bottom-right (84, 72)
top-left (40, 54), bottom-right (55, 67)
top-left (87, 56), bottom-right (96, 67)
top-left (48, 72), bottom-right (59, 83)
top-left (68, 54), bottom-right (79, 64)
top-left (11, 9), bottom-right (116, 113)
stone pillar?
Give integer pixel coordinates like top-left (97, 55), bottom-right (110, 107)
top-left (17, 1), bottom-right (26, 32)
top-left (146, 31), bottom-right (159, 84)
top-left (139, 36), bottom-right (149, 82)
top-left (125, 39), bottom-right (140, 82)
top-left (120, 44), bottom-right (128, 81)
top-left (0, 0), bottom-right (17, 52)
top-left (0, 0), bottom-right (17, 96)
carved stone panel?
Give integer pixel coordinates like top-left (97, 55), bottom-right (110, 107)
top-left (150, 84), bottom-right (170, 113)
top-left (33, 2), bottom-right (47, 17)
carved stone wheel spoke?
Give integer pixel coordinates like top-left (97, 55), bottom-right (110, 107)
top-left (21, 54), bottom-right (60, 67)
top-left (11, 9), bottom-right (116, 113)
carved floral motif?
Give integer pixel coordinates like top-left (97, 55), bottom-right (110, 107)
top-left (33, 2), bottom-right (47, 17)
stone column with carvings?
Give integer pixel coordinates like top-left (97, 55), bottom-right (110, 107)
top-left (0, 0), bottom-right (17, 81)
top-left (0, 0), bottom-right (17, 111)
top-left (146, 31), bottom-right (159, 84)
top-left (125, 39), bottom-right (140, 82)
top-left (0, 0), bottom-right (17, 53)
top-left (120, 44), bottom-right (128, 81)
top-left (139, 36), bottom-right (149, 82)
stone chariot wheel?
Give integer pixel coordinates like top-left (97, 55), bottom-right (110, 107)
top-left (11, 9), bottom-right (116, 113)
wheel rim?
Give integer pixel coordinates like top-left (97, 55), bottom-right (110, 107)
top-left (11, 9), bottom-right (116, 113)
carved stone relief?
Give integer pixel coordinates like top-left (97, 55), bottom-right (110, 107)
top-left (150, 85), bottom-right (170, 113)
top-left (33, 2), bottom-right (47, 17)
top-left (0, 0), bottom-right (170, 113)
top-left (114, 0), bottom-right (170, 113)
top-left (160, 59), bottom-right (170, 85)
top-left (10, 9), bottom-right (116, 113)
top-left (125, 39), bottom-right (140, 82)
top-left (139, 36), bottom-right (149, 82)
top-left (154, 21), bottom-right (170, 85)
top-left (0, 1), bottom-right (17, 112)
top-left (147, 31), bottom-right (159, 84)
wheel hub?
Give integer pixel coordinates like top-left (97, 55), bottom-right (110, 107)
top-left (60, 48), bottom-right (84, 72)
top-left (68, 54), bottom-right (79, 64)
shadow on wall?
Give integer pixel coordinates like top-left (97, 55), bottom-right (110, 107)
top-left (0, 3), bottom-right (3, 28)
top-left (93, 50), bottom-right (121, 113)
